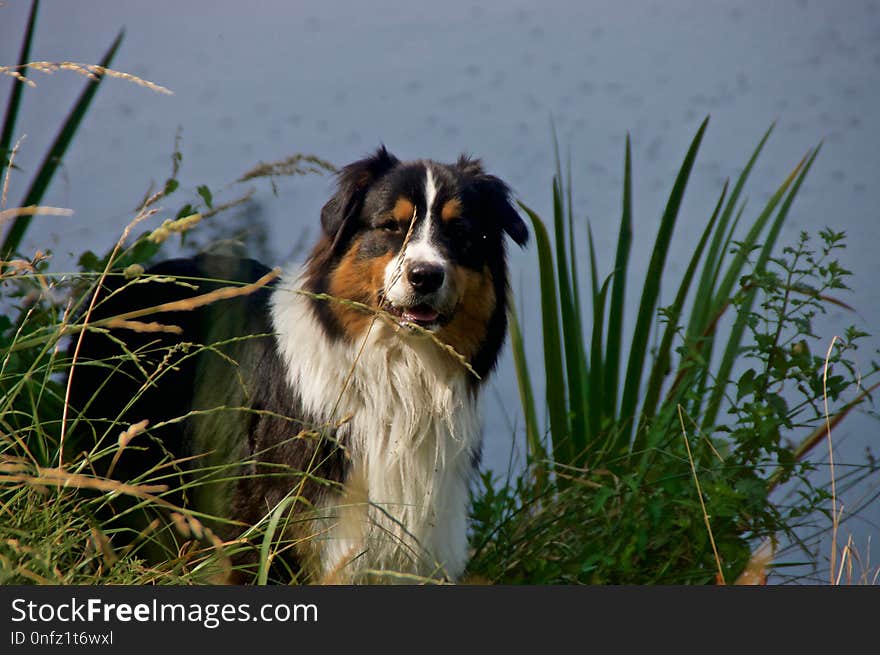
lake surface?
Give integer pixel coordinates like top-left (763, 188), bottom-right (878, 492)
top-left (2, 0), bottom-right (879, 582)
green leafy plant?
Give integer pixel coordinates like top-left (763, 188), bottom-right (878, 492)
top-left (469, 119), bottom-right (879, 584)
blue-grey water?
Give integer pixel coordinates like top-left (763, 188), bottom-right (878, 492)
top-left (2, 0), bottom-right (878, 582)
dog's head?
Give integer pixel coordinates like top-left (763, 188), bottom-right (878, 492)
top-left (304, 147), bottom-right (528, 379)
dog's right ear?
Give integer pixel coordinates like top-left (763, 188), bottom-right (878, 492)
top-left (321, 146), bottom-right (399, 243)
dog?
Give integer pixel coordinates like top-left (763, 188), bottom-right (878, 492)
top-left (70, 147), bottom-right (528, 583)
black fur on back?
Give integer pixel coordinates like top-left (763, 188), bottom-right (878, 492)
top-left (68, 254), bottom-right (346, 580)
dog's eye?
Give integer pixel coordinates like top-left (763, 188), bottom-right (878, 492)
top-left (377, 220), bottom-right (401, 233)
top-left (447, 219), bottom-right (473, 240)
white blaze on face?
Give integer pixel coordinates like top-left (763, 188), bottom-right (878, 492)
top-left (383, 165), bottom-right (451, 307)
top-left (424, 166), bottom-right (438, 220)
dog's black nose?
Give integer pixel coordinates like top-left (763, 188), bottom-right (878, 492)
top-left (407, 263), bottom-right (445, 293)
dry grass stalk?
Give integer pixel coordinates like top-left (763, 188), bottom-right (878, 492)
top-left (0, 466), bottom-right (168, 499)
top-left (169, 512), bottom-right (206, 541)
top-left (2, 135), bottom-right (25, 209)
top-left (89, 526), bottom-right (118, 567)
top-left (0, 205), bottom-right (73, 226)
top-left (123, 264), bottom-right (145, 279)
top-left (201, 188), bottom-right (256, 219)
top-left (0, 251), bottom-right (48, 276)
top-left (102, 318), bottom-right (183, 334)
top-left (199, 529), bottom-right (234, 583)
top-left (167, 514), bottom-right (233, 582)
top-left (91, 266), bottom-right (281, 325)
top-left (0, 61), bottom-right (172, 95)
top-left (0, 456), bottom-right (30, 474)
top-left (118, 419), bottom-right (149, 449)
top-left (678, 404), bottom-right (726, 585)
top-left (105, 419), bottom-right (149, 479)
top-left (170, 512), bottom-right (191, 538)
top-left (148, 212), bottom-right (202, 244)
top-left (836, 537), bottom-right (880, 585)
top-left (822, 336), bottom-right (841, 585)
top-left (236, 154), bottom-right (334, 183)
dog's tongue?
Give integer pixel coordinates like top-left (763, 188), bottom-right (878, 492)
top-left (402, 305), bottom-right (439, 323)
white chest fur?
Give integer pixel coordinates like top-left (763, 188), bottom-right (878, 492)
top-left (270, 273), bottom-right (481, 582)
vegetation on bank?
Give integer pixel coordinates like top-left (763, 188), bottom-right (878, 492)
top-left (467, 123), bottom-right (879, 584)
top-left (2, 1), bottom-right (878, 584)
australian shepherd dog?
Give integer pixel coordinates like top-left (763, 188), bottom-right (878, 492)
top-left (70, 147), bottom-right (528, 583)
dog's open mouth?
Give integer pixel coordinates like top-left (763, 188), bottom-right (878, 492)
top-left (385, 303), bottom-right (444, 329)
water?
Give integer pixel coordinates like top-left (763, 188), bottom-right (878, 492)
top-left (2, 0), bottom-right (879, 581)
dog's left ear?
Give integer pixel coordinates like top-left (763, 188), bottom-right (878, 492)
top-left (459, 156), bottom-right (528, 247)
top-left (481, 175), bottom-right (528, 246)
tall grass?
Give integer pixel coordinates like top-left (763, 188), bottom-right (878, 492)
top-left (0, 5), bottom-right (340, 584)
top-left (1, 164), bottom-right (337, 585)
top-left (468, 120), bottom-right (879, 584)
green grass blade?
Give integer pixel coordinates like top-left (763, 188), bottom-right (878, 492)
top-left (586, 224), bottom-right (604, 435)
top-left (552, 179), bottom-right (588, 460)
top-left (701, 146), bottom-right (820, 430)
top-left (258, 495), bottom-right (299, 585)
top-left (685, 123), bottom-right (774, 345)
top-left (687, 200), bottom-right (747, 417)
top-left (636, 180), bottom-right (728, 449)
top-left (690, 156), bottom-right (805, 422)
top-left (587, 220), bottom-right (600, 301)
top-left (518, 201), bottom-right (570, 466)
top-left (566, 151), bottom-right (583, 323)
top-left (603, 134), bottom-right (633, 419)
top-left (1, 29), bottom-right (124, 258)
top-left (589, 273), bottom-right (613, 453)
top-left (710, 153), bottom-right (808, 319)
top-left (551, 117), bottom-right (563, 185)
top-left (0, 0), bottom-right (39, 181)
top-left (617, 116), bottom-right (709, 451)
top-left (565, 155), bottom-right (592, 437)
top-left (508, 301), bottom-right (545, 484)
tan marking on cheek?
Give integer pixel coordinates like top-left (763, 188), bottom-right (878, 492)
top-left (328, 243), bottom-right (394, 338)
top-left (438, 266), bottom-right (496, 363)
top-left (441, 198), bottom-right (462, 222)
top-left (392, 197), bottom-right (415, 222)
